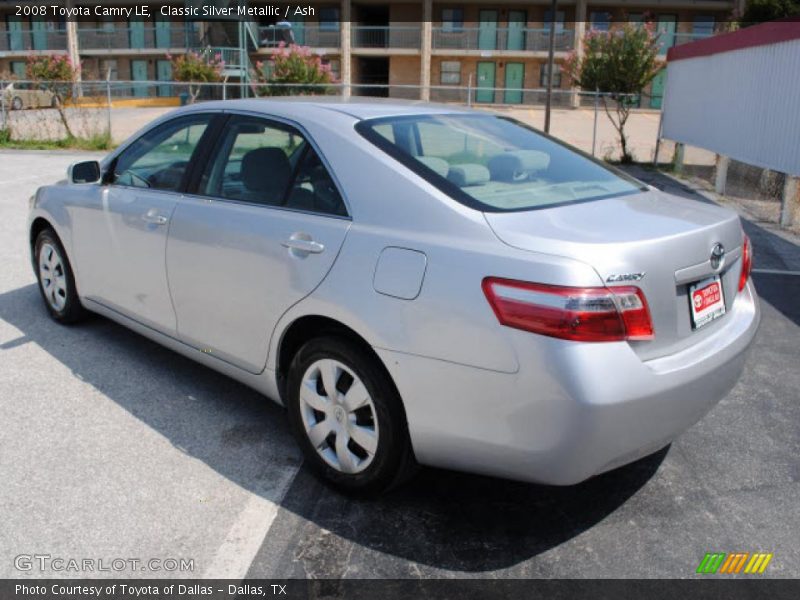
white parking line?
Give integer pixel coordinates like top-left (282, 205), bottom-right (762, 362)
top-left (752, 268), bottom-right (800, 276)
top-left (202, 466), bottom-right (300, 579)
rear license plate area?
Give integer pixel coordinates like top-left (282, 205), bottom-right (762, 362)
top-left (689, 275), bottom-right (726, 330)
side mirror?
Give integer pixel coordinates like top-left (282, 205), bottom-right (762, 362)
top-left (68, 161), bottom-right (101, 184)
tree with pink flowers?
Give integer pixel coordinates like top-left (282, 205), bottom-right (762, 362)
top-left (170, 51), bottom-right (225, 104)
top-left (26, 55), bottom-right (80, 138)
top-left (565, 22), bottom-right (661, 162)
top-left (256, 43), bottom-right (336, 96)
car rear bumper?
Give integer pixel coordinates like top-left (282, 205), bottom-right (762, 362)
top-left (376, 280), bottom-right (760, 485)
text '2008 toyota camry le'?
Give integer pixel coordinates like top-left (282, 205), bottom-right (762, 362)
top-left (28, 99), bottom-right (759, 494)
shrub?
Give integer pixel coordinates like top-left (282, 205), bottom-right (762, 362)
top-left (256, 43), bottom-right (335, 96)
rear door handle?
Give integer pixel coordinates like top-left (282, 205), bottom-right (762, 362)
top-left (282, 234), bottom-right (325, 255)
top-left (142, 209), bottom-right (168, 225)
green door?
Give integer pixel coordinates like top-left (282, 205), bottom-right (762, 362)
top-left (156, 60), bottom-right (172, 97)
top-left (504, 63), bottom-right (524, 104)
top-left (131, 60), bottom-right (148, 98)
top-left (290, 16), bottom-right (305, 45)
top-left (11, 61), bottom-right (26, 78)
top-left (31, 20), bottom-right (48, 50)
top-left (475, 61), bottom-right (495, 103)
top-left (507, 10), bottom-right (526, 51)
top-left (7, 18), bottom-right (25, 52)
top-left (155, 19), bottom-right (171, 48)
top-left (478, 10), bottom-right (498, 51)
top-left (130, 21), bottom-right (146, 49)
top-left (657, 15), bottom-right (677, 56)
top-left (650, 69), bottom-right (666, 109)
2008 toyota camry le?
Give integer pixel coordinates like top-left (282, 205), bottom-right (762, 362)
top-left (27, 99), bottom-right (759, 494)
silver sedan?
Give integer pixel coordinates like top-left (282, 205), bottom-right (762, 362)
top-left (28, 99), bottom-right (759, 493)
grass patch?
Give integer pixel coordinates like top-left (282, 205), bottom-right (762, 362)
top-left (0, 131), bottom-right (114, 151)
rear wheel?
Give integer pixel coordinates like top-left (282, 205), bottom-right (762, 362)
top-left (11, 96), bottom-right (23, 111)
top-left (34, 229), bottom-right (88, 324)
top-left (287, 337), bottom-right (416, 494)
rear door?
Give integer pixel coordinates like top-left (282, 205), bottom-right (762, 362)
top-left (166, 113), bottom-right (351, 374)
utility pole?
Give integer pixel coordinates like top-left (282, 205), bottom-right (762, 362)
top-left (544, 0), bottom-right (558, 133)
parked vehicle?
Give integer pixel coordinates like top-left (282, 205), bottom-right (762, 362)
top-left (3, 82), bottom-right (57, 110)
top-left (28, 99), bottom-right (759, 493)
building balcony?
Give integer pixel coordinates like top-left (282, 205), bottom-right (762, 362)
top-left (432, 27), bottom-right (574, 53)
top-left (0, 27), bottom-right (67, 53)
top-left (351, 26), bottom-right (421, 50)
top-left (659, 31), bottom-right (713, 55)
top-left (258, 24), bottom-right (340, 50)
top-left (77, 26), bottom-right (201, 53)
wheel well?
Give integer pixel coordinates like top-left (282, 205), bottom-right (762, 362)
top-left (30, 217), bottom-right (54, 249)
top-left (276, 315), bottom-right (394, 402)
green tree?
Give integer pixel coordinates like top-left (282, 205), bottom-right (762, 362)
top-left (170, 51), bottom-right (224, 103)
top-left (26, 55), bottom-right (79, 139)
top-left (740, 0), bottom-right (800, 26)
top-left (255, 43), bottom-right (336, 96)
top-left (565, 22), bottom-right (662, 163)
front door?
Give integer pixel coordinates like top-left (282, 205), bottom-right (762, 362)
top-left (7, 17), bottom-right (25, 51)
top-left (155, 19), bottom-right (171, 48)
top-left (504, 63), bottom-right (524, 104)
top-left (657, 15), bottom-right (677, 56)
top-left (290, 16), bottom-right (306, 45)
top-left (475, 61), bottom-right (496, 103)
top-left (131, 60), bottom-right (148, 98)
top-left (10, 61), bottom-right (26, 79)
top-left (166, 115), bottom-right (350, 373)
top-left (129, 20), bottom-right (146, 49)
top-left (507, 10), bottom-right (526, 51)
top-left (156, 60), bottom-right (172, 97)
top-left (650, 69), bottom-right (667, 109)
top-left (31, 20), bottom-right (48, 50)
top-left (478, 10), bottom-right (498, 50)
top-left (71, 114), bottom-right (215, 335)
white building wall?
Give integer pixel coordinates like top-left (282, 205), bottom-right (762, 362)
top-left (662, 37), bottom-right (800, 177)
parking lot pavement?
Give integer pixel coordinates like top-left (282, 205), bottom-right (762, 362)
top-left (0, 152), bottom-right (798, 579)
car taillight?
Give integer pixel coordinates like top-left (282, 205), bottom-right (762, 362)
top-left (482, 277), bottom-right (654, 342)
top-left (738, 234), bottom-right (752, 292)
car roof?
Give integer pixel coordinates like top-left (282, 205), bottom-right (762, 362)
top-left (180, 97), bottom-right (475, 121)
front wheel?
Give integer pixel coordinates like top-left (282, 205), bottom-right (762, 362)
top-left (34, 229), bottom-right (88, 324)
top-left (287, 337), bottom-right (416, 495)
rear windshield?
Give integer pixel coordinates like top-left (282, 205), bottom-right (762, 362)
top-left (355, 114), bottom-right (645, 212)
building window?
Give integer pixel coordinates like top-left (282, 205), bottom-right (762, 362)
top-left (543, 10), bottom-right (565, 32)
top-left (442, 8), bottom-right (464, 32)
top-left (692, 16), bottom-right (715, 37)
top-left (319, 7), bottom-right (340, 31)
top-left (590, 12), bottom-right (612, 32)
top-left (440, 61), bottom-right (461, 85)
top-left (539, 63), bottom-right (561, 88)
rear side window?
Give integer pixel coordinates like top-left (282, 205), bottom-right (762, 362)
top-left (356, 114), bottom-right (645, 212)
top-left (199, 115), bottom-right (347, 216)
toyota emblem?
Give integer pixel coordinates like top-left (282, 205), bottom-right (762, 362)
top-left (710, 243), bottom-right (725, 270)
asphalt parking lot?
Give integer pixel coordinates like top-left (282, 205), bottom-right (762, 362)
top-left (0, 150), bottom-right (798, 580)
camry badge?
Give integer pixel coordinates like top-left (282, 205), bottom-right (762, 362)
top-left (710, 243), bottom-right (725, 270)
top-left (606, 272), bottom-right (646, 282)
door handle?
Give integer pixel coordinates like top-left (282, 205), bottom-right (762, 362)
top-left (282, 234), bottom-right (325, 255)
top-left (142, 210), bottom-right (168, 225)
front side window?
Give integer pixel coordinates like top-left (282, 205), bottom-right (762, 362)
top-left (111, 114), bottom-right (211, 191)
top-left (199, 116), bottom-right (346, 216)
top-left (356, 114), bottom-right (645, 212)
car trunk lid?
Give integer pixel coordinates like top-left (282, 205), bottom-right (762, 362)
top-left (484, 190), bottom-right (744, 360)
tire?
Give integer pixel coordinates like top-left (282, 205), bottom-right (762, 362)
top-left (34, 228), bottom-right (88, 324)
top-left (11, 96), bottom-right (23, 111)
top-left (287, 336), bottom-right (416, 495)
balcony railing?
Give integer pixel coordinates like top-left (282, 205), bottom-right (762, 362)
top-left (658, 31), bottom-right (713, 55)
top-left (258, 24), bottom-right (340, 49)
top-left (352, 26), bottom-right (421, 49)
top-left (0, 27), bottom-right (67, 53)
top-left (432, 27), bottom-right (574, 52)
top-left (77, 26), bottom-right (201, 51)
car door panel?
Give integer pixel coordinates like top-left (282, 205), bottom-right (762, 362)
top-left (167, 200), bottom-right (349, 373)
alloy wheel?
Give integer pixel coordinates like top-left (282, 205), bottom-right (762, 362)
top-left (38, 242), bottom-right (68, 311)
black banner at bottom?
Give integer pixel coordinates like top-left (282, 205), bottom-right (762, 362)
top-left (3, 579), bottom-right (800, 600)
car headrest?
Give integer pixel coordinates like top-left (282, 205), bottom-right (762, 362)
top-left (241, 147), bottom-right (292, 202)
top-left (416, 156), bottom-right (450, 178)
top-left (488, 150), bottom-right (550, 182)
top-left (447, 164), bottom-right (490, 187)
